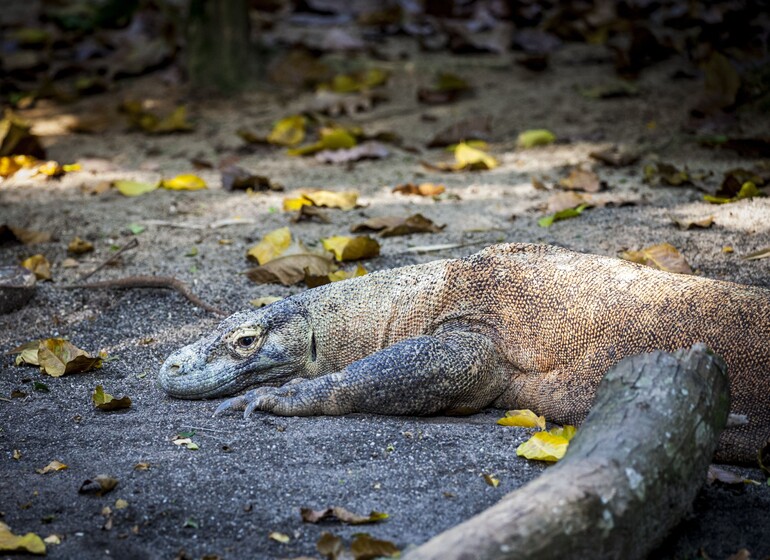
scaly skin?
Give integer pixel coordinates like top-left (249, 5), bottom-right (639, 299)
top-left (158, 244), bottom-right (770, 464)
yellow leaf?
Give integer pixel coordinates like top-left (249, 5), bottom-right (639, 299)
top-left (10, 340), bottom-right (40, 366)
top-left (36, 160), bottom-right (63, 177)
top-left (114, 179), bottom-right (159, 197)
top-left (92, 385), bottom-right (132, 411)
top-left (620, 243), bottom-right (692, 274)
top-left (249, 296), bottom-right (283, 307)
top-left (283, 190), bottom-right (359, 211)
top-left (321, 236), bottom-right (380, 261)
top-left (453, 142), bottom-right (498, 170)
top-left (287, 127), bottom-right (356, 156)
top-left (161, 174), bottom-right (207, 191)
top-left (114, 499), bottom-right (128, 510)
top-left (36, 460), bottom-right (68, 474)
top-left (20, 254), bottom-right (51, 280)
top-left (328, 263), bottom-right (367, 282)
top-left (68, 237), bottom-right (94, 255)
top-left (267, 115), bottom-right (306, 147)
top-left (0, 523), bottom-right (46, 555)
top-left (152, 105), bottom-right (193, 134)
top-left (246, 227), bottom-right (293, 265)
top-left (497, 409), bottom-right (546, 430)
top-left (37, 338), bottom-right (102, 377)
top-left (482, 473), bottom-right (500, 487)
top-left (516, 129), bottom-right (556, 148)
top-left (549, 425), bottom-right (577, 441)
top-left (268, 532), bottom-right (291, 544)
top-left (516, 431), bottom-right (570, 462)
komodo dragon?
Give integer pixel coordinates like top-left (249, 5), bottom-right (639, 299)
top-left (158, 243), bottom-right (770, 464)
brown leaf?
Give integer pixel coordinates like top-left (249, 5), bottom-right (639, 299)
top-left (300, 507), bottom-right (389, 525)
top-left (78, 475), bottom-right (118, 496)
top-left (37, 338), bottom-right (102, 377)
top-left (291, 205), bottom-right (331, 224)
top-left (221, 166), bottom-right (282, 192)
top-left (620, 243), bottom-right (693, 274)
top-left (392, 182), bottom-right (445, 196)
top-left (246, 254), bottom-right (337, 286)
top-left (316, 532), bottom-right (343, 560)
top-left (351, 214), bottom-right (445, 237)
top-left (350, 534), bottom-right (399, 560)
top-left (92, 385), bottom-right (132, 411)
top-left (644, 163), bottom-right (691, 187)
top-left (0, 225), bottom-right (51, 245)
top-left (558, 168), bottom-right (602, 193)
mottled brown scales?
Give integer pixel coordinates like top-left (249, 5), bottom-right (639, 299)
top-left (159, 243), bottom-right (770, 464)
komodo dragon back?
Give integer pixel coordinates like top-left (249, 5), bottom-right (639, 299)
top-left (160, 243), bottom-right (770, 464)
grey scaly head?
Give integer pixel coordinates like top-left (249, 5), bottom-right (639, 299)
top-left (158, 298), bottom-right (315, 400)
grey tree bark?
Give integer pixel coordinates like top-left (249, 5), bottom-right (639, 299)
top-left (407, 344), bottom-right (731, 560)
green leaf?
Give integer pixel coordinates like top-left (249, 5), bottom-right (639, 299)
top-left (538, 204), bottom-right (589, 227)
top-left (114, 180), bottom-right (158, 197)
top-left (517, 129), bottom-right (556, 148)
top-left (128, 223), bottom-right (145, 235)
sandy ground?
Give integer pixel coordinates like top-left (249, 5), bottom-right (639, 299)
top-left (1, 38), bottom-right (769, 559)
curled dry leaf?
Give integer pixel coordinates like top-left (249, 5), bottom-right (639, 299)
top-left (322, 236), bottom-right (380, 262)
top-left (392, 182), bottom-right (445, 196)
top-left (36, 338), bottom-right (102, 377)
top-left (351, 214), bottom-right (444, 237)
top-left (92, 385), bottom-right (132, 411)
top-left (301, 506), bottom-right (389, 525)
top-left (291, 204), bottom-right (331, 224)
top-left (516, 129), bottom-right (555, 149)
top-left (287, 127), bottom-right (357, 157)
top-left (68, 237), bottom-right (94, 255)
top-left (246, 227), bottom-right (292, 265)
top-left (20, 254), bottom-right (51, 280)
top-left (482, 473), bottom-right (500, 488)
top-left (78, 475), bottom-right (119, 496)
top-left (589, 146), bottom-right (640, 167)
top-left (427, 142), bottom-right (498, 172)
top-left (221, 166), bottom-right (283, 192)
top-left (620, 243), bottom-right (693, 274)
top-left (246, 254), bottom-right (337, 286)
top-left (644, 163), bottom-right (691, 187)
top-left (284, 190), bottom-right (359, 211)
top-left (350, 534), bottom-right (399, 560)
top-left (0, 522), bottom-right (46, 555)
top-left (559, 168), bottom-right (602, 193)
top-left (161, 174), bottom-right (206, 191)
top-left (704, 181), bottom-right (762, 204)
top-left (320, 68), bottom-right (389, 94)
top-left (546, 191), bottom-right (588, 213)
top-left (497, 409), bottom-right (546, 430)
top-left (36, 460), bottom-right (68, 474)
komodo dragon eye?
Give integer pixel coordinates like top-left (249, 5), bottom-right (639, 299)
top-left (227, 326), bottom-right (263, 357)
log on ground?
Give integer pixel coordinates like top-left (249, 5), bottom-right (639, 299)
top-left (407, 343), bottom-right (731, 560)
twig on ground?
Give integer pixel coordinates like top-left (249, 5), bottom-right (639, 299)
top-left (78, 238), bottom-right (139, 282)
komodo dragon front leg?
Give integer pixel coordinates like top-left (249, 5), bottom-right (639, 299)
top-left (214, 330), bottom-right (512, 418)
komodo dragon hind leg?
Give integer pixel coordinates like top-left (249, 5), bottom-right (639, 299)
top-left (214, 331), bottom-right (512, 418)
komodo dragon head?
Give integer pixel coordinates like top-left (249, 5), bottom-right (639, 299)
top-left (158, 299), bottom-right (314, 398)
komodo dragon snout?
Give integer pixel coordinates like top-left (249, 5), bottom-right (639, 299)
top-left (159, 300), bottom-right (315, 399)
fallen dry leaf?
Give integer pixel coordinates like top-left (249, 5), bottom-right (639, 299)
top-left (78, 475), bottom-right (118, 496)
top-left (497, 409), bottom-right (546, 430)
top-left (516, 431), bottom-right (570, 462)
top-left (283, 190), bottom-right (359, 211)
top-left (559, 168), bottom-right (602, 193)
top-left (36, 338), bottom-right (102, 377)
top-left (672, 216), bottom-right (714, 230)
top-left (161, 174), bottom-right (206, 191)
top-left (20, 254), bottom-right (51, 280)
top-left (36, 460), bottom-right (68, 474)
top-left (246, 227), bottom-right (293, 265)
top-left (300, 506), bottom-right (388, 525)
top-left (350, 534), bottom-right (399, 560)
top-left (0, 522), bottom-right (46, 555)
top-left (644, 163), bottom-right (691, 187)
top-left (589, 146), bottom-right (640, 167)
top-left (267, 115), bottom-right (306, 147)
top-left (707, 465), bottom-right (759, 485)
top-left (221, 166), bottom-right (282, 192)
top-left (306, 264), bottom-right (367, 288)
top-left (249, 296), bottom-right (283, 308)
top-left (482, 473), bottom-right (500, 488)
top-left (517, 129), bottom-right (555, 148)
top-left (538, 204), bottom-right (590, 227)
top-left (268, 532), bottom-right (291, 544)
top-left (68, 237), bottom-right (94, 255)
top-left (246, 254), bottom-right (337, 286)
top-left (322, 236), bottom-right (380, 261)
top-left (92, 385), bottom-right (132, 411)
top-left (351, 214), bottom-right (444, 237)
top-left (0, 225), bottom-right (51, 245)
top-left (317, 532), bottom-right (343, 560)
top-left (287, 127), bottom-right (357, 157)
top-left (113, 179), bottom-right (159, 197)
top-left (392, 182), bottom-right (445, 196)
top-left (704, 181), bottom-right (762, 204)
top-left (620, 243), bottom-right (693, 274)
